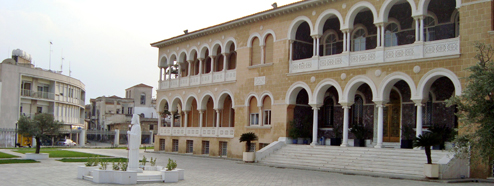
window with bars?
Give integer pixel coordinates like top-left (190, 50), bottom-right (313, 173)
top-left (172, 139), bottom-right (179, 152)
top-left (249, 143), bottom-right (256, 152)
top-left (219, 141), bottom-right (227, 157)
top-left (263, 110), bottom-right (271, 125)
top-left (159, 139), bottom-right (165, 151)
top-left (202, 141), bottom-right (210, 155)
top-left (186, 140), bottom-right (193, 153)
top-left (259, 143), bottom-right (270, 150)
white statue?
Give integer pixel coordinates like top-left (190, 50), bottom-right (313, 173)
top-left (127, 114), bottom-right (142, 172)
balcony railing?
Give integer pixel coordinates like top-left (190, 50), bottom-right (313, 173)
top-left (159, 70), bottom-right (236, 90)
top-left (21, 89), bottom-right (55, 100)
top-left (290, 38), bottom-right (460, 73)
top-left (158, 127), bottom-right (234, 138)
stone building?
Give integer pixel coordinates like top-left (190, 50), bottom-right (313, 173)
top-left (151, 0), bottom-right (494, 178)
top-left (0, 49), bottom-right (86, 147)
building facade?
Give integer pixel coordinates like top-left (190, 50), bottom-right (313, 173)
top-left (0, 49), bottom-right (86, 147)
top-left (152, 0), bottom-right (494, 178)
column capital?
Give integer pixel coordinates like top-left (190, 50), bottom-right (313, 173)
top-left (412, 15), bottom-right (425, 20)
top-left (309, 104), bottom-right (321, 110)
top-left (339, 102), bottom-right (353, 107)
top-left (374, 22), bottom-right (385, 27)
top-left (198, 109), bottom-right (205, 114)
top-left (373, 100), bottom-right (388, 106)
top-left (311, 34), bottom-right (322, 39)
top-left (411, 99), bottom-right (425, 105)
top-left (187, 59), bottom-right (194, 63)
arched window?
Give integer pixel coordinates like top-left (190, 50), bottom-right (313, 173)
top-left (321, 97), bottom-right (334, 127)
top-left (323, 31), bottom-right (339, 55)
top-left (262, 96), bottom-right (272, 125)
top-left (214, 48), bottom-right (223, 72)
top-left (353, 29), bottom-right (366, 51)
top-left (264, 34), bottom-right (274, 64)
top-left (453, 12), bottom-right (460, 37)
top-left (351, 95), bottom-right (364, 126)
top-left (384, 23), bottom-right (399, 47)
top-left (204, 57), bottom-right (212, 73)
top-left (228, 43), bottom-right (236, 70)
top-left (140, 93), bottom-right (146, 105)
top-left (249, 97), bottom-right (259, 125)
top-left (251, 37), bottom-right (261, 66)
top-left (424, 16), bottom-right (436, 41)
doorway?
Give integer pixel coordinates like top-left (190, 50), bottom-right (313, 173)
top-left (383, 89), bottom-right (401, 142)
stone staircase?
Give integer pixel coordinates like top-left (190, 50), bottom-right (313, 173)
top-left (259, 144), bottom-right (450, 178)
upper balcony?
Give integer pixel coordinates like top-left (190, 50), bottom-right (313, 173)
top-left (290, 38), bottom-right (460, 74)
top-left (158, 126), bottom-right (234, 138)
top-left (159, 70), bottom-right (236, 90)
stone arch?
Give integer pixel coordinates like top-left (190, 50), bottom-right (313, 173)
top-left (211, 41), bottom-right (223, 56)
top-left (261, 29), bottom-right (277, 43)
top-left (184, 94), bottom-right (199, 111)
top-left (157, 97), bottom-right (170, 112)
top-left (259, 91), bottom-right (275, 106)
top-left (285, 81), bottom-right (313, 104)
top-left (344, 1), bottom-right (379, 29)
top-left (224, 38), bottom-right (237, 52)
top-left (287, 16), bottom-right (314, 40)
top-left (245, 93), bottom-right (260, 107)
top-left (379, 0), bottom-right (418, 22)
top-left (169, 53), bottom-right (177, 66)
top-left (199, 44), bottom-right (210, 59)
top-left (342, 75), bottom-right (378, 103)
top-left (314, 9), bottom-right (345, 36)
top-left (217, 90), bottom-right (235, 109)
top-left (379, 72), bottom-right (417, 102)
top-left (159, 54), bottom-right (168, 67)
top-left (247, 33), bottom-right (262, 47)
top-left (416, 68), bottom-right (461, 100)
top-left (188, 47), bottom-right (198, 61)
top-left (199, 92), bottom-right (215, 110)
top-left (418, 0), bottom-right (461, 15)
top-left (312, 78), bottom-right (343, 105)
top-left (178, 50), bottom-right (187, 63)
top-left (170, 96), bottom-right (183, 113)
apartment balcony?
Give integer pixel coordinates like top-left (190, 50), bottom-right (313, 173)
top-left (21, 89), bottom-right (55, 100)
top-left (158, 127), bottom-right (234, 138)
top-left (289, 38), bottom-right (460, 74)
top-left (159, 69), bottom-right (236, 90)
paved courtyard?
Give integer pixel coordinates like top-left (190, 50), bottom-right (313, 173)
top-left (0, 148), bottom-right (491, 186)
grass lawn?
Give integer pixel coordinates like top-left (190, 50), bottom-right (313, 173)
top-left (0, 159), bottom-right (39, 164)
top-left (14, 149), bottom-right (109, 158)
top-left (0, 152), bottom-right (18, 158)
top-left (58, 157), bottom-right (127, 162)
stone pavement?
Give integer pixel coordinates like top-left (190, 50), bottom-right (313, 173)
top-left (0, 148), bottom-right (491, 186)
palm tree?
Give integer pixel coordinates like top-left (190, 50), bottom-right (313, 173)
top-left (239, 132), bottom-right (258, 152)
top-left (413, 132), bottom-right (441, 164)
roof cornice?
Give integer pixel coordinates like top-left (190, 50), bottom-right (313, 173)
top-left (150, 0), bottom-right (329, 48)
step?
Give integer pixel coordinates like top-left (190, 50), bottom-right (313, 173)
top-left (262, 158), bottom-right (424, 171)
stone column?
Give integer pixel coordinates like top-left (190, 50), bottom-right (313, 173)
top-left (222, 53), bottom-right (228, 72)
top-left (346, 29), bottom-right (351, 52)
top-left (419, 16), bottom-right (424, 42)
top-left (184, 111), bottom-right (188, 135)
top-left (149, 130), bottom-right (154, 145)
top-left (414, 100), bottom-right (423, 138)
top-left (414, 17), bottom-right (420, 42)
top-left (210, 56), bottom-right (215, 73)
top-left (187, 60), bottom-right (193, 77)
top-left (375, 103), bottom-right (384, 148)
top-left (289, 40), bottom-right (294, 61)
top-left (198, 59), bottom-right (203, 75)
top-left (159, 68), bottom-right (163, 81)
top-left (114, 129), bottom-right (119, 146)
top-left (215, 109), bottom-right (220, 135)
top-left (260, 45), bottom-right (265, 64)
top-left (311, 106), bottom-right (320, 146)
top-left (376, 24), bottom-right (381, 47)
top-left (258, 106), bottom-right (263, 126)
top-left (341, 105), bottom-right (350, 147)
top-left (199, 110), bottom-right (204, 136)
top-left (79, 129), bottom-right (86, 147)
top-left (170, 111), bottom-right (175, 134)
top-left (343, 31), bottom-right (347, 52)
top-left (312, 36), bottom-right (317, 56)
top-left (316, 35), bottom-right (321, 56)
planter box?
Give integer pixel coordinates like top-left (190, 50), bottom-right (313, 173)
top-left (243, 152), bottom-right (255, 163)
top-left (325, 138), bottom-right (331, 146)
top-left (113, 171), bottom-right (137, 185)
top-left (330, 138), bottom-right (341, 146)
top-left (92, 169), bottom-right (114, 183)
top-left (77, 166), bottom-right (99, 179)
top-left (161, 170), bottom-right (179, 183)
top-left (424, 164), bottom-right (439, 178)
top-left (156, 166), bottom-right (164, 171)
top-left (400, 140), bottom-right (413, 149)
top-left (353, 139), bottom-right (366, 147)
top-left (176, 168), bottom-right (185, 180)
top-left (25, 153), bottom-right (49, 160)
top-left (143, 166), bottom-right (157, 171)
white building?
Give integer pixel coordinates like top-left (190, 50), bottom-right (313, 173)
top-left (0, 49), bottom-right (86, 147)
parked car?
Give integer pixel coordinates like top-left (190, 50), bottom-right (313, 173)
top-left (57, 139), bottom-right (77, 146)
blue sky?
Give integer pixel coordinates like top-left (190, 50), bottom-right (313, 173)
top-left (0, 0), bottom-right (294, 103)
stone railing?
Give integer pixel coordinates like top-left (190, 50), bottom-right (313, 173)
top-left (159, 70), bottom-right (236, 90)
top-left (157, 127), bottom-right (234, 138)
top-left (290, 38), bottom-right (460, 73)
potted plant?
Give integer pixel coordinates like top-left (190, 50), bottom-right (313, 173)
top-left (429, 124), bottom-right (455, 150)
top-left (161, 158), bottom-right (179, 183)
top-left (413, 132), bottom-right (441, 178)
top-left (400, 123), bottom-right (415, 149)
top-left (330, 123), bottom-right (342, 146)
top-left (288, 120), bottom-right (300, 144)
top-left (350, 123), bottom-right (368, 147)
top-left (239, 132), bottom-right (258, 162)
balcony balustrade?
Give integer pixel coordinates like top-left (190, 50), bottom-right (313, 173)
top-left (158, 126), bottom-right (234, 138)
top-left (159, 70), bottom-right (236, 90)
top-left (290, 38), bottom-right (460, 74)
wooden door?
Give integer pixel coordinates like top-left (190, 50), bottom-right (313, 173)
top-left (384, 90), bottom-right (401, 142)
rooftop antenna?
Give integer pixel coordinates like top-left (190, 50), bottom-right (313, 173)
top-left (60, 49), bottom-right (64, 73)
top-left (49, 41), bottom-right (53, 70)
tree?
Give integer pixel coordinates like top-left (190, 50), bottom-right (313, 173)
top-left (239, 132), bottom-right (258, 152)
top-left (413, 132), bottom-right (441, 164)
top-left (447, 42), bottom-right (494, 165)
top-left (17, 113), bottom-right (62, 154)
